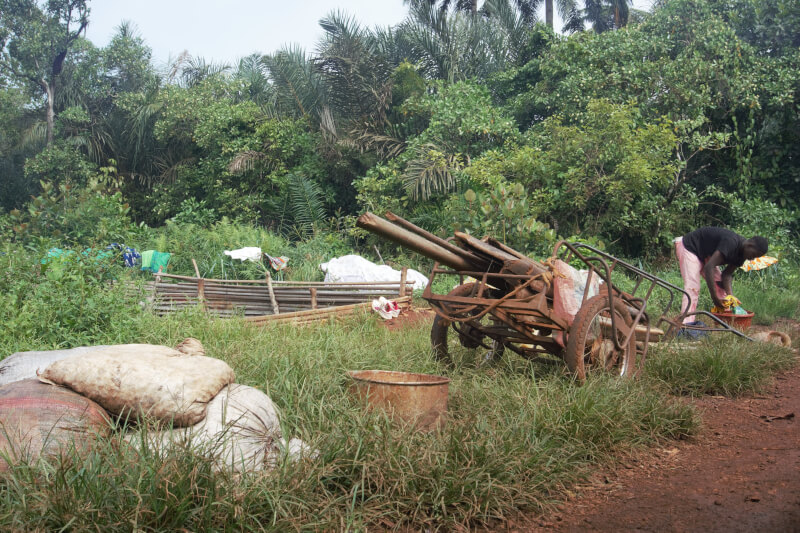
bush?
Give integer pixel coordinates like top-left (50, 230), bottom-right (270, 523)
top-left (0, 245), bottom-right (146, 353)
top-left (8, 182), bottom-right (140, 248)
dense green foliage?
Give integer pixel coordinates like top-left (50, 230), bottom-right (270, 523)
top-left (1, 0), bottom-right (797, 261)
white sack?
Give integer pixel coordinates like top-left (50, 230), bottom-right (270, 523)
top-left (127, 384), bottom-right (315, 472)
top-left (39, 343), bottom-right (235, 427)
top-left (552, 259), bottom-right (601, 325)
top-left (319, 254), bottom-right (428, 290)
top-left (0, 346), bottom-right (109, 387)
top-left (224, 247), bottom-right (263, 262)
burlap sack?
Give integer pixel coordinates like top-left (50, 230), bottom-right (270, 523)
top-left (39, 343), bottom-right (235, 427)
top-left (134, 384), bottom-right (281, 471)
top-left (127, 384), bottom-right (315, 472)
top-left (0, 379), bottom-right (110, 471)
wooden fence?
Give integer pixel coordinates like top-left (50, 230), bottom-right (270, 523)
top-left (139, 269), bottom-right (416, 323)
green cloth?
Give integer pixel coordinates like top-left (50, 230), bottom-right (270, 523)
top-left (141, 250), bottom-right (171, 273)
top-left (140, 250), bottom-right (154, 270)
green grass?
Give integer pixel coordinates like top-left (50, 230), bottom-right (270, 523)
top-left (645, 334), bottom-right (797, 397)
top-left (733, 275), bottom-right (800, 324)
top-left (0, 241), bottom-right (797, 530)
top-left (0, 311), bottom-right (699, 531)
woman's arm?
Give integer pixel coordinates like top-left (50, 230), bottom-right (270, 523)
top-left (703, 251), bottom-right (727, 309)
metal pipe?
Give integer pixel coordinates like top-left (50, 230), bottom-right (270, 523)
top-left (357, 212), bottom-right (477, 271)
top-left (384, 211), bottom-right (480, 262)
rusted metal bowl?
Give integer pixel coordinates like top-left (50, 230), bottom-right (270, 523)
top-left (711, 310), bottom-right (754, 330)
top-left (347, 370), bottom-right (450, 431)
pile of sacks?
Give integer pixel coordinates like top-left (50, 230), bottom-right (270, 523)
top-left (0, 340), bottom-right (312, 472)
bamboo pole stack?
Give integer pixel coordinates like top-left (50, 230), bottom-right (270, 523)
top-left (141, 270), bottom-right (417, 322)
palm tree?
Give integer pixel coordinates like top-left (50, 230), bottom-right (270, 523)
top-left (398, 2), bottom-right (515, 82)
top-left (405, 0), bottom-right (581, 32)
top-left (233, 53), bottom-right (274, 110)
top-left (404, 0), bottom-right (479, 15)
top-left (264, 45), bottom-right (328, 123)
top-left (582, 0), bottom-right (632, 32)
top-left (315, 12), bottom-right (394, 127)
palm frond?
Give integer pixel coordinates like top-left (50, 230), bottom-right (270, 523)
top-left (19, 121), bottom-right (48, 151)
top-left (154, 155), bottom-right (196, 185)
top-left (342, 122), bottom-right (407, 160)
top-left (402, 143), bottom-right (464, 201)
top-left (265, 45), bottom-right (327, 121)
top-left (228, 150), bottom-right (272, 175)
top-left (286, 172), bottom-right (326, 236)
top-left (180, 56), bottom-right (232, 88)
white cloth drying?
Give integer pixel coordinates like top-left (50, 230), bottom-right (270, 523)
top-left (223, 247), bottom-right (263, 262)
top-left (319, 255), bottom-right (429, 290)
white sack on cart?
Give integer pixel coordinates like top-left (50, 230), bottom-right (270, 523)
top-left (319, 254), bottom-right (428, 290)
top-left (552, 259), bottom-right (602, 325)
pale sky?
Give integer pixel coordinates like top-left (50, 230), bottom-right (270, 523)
top-left (84, 0), bottom-right (654, 67)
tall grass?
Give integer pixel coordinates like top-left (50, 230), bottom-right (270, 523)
top-left (645, 334), bottom-right (797, 396)
top-left (734, 268), bottom-right (800, 324)
top-left (0, 312), bottom-right (698, 531)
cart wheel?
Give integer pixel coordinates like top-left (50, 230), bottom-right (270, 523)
top-left (565, 294), bottom-right (636, 382)
top-left (431, 283), bottom-right (505, 365)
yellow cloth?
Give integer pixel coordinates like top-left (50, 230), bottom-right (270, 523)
top-left (740, 255), bottom-right (778, 272)
top-left (712, 295), bottom-right (741, 313)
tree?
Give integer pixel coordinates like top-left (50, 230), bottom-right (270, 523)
top-left (405, 0), bottom-right (582, 32)
top-left (404, 0), bottom-right (480, 15)
top-left (582, 0), bottom-right (633, 32)
top-left (0, 0), bottom-right (89, 146)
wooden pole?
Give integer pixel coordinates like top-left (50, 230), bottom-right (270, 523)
top-left (191, 258), bottom-right (201, 278)
top-left (310, 287), bottom-right (317, 309)
top-left (246, 296), bottom-right (412, 325)
top-left (265, 271), bottom-right (280, 315)
top-left (191, 259), bottom-right (205, 310)
top-left (400, 267), bottom-right (408, 297)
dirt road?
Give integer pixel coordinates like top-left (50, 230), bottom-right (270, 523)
top-left (541, 366), bottom-right (800, 532)
top-left (387, 309), bottom-right (799, 532)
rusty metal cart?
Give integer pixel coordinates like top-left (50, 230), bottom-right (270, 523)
top-left (358, 212), bottom-right (751, 381)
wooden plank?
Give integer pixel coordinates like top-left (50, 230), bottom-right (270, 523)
top-left (154, 272), bottom-right (406, 287)
top-left (246, 296), bottom-right (412, 325)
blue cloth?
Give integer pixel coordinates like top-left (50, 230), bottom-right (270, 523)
top-left (106, 243), bottom-right (142, 268)
top-left (677, 320), bottom-right (709, 340)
